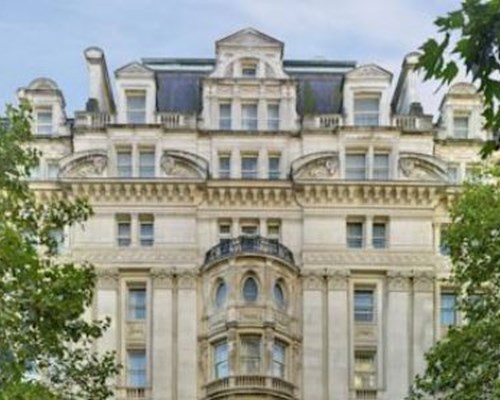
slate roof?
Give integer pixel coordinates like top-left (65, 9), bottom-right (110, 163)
top-left (144, 58), bottom-right (355, 115)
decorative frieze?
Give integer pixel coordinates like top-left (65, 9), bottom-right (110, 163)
top-left (150, 268), bottom-right (174, 289)
top-left (303, 251), bottom-right (437, 266)
top-left (70, 248), bottom-right (198, 264)
top-left (326, 269), bottom-right (350, 290)
top-left (302, 271), bottom-right (325, 291)
top-left (387, 271), bottom-right (412, 292)
top-left (413, 270), bottom-right (435, 292)
top-left (177, 269), bottom-right (198, 290)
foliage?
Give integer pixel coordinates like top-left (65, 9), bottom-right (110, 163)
top-left (409, 166), bottom-right (500, 399)
top-left (0, 104), bottom-right (119, 399)
top-left (418, 0), bottom-right (500, 158)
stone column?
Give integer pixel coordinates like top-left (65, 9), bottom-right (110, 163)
top-left (302, 272), bottom-right (325, 400)
top-left (385, 271), bottom-right (411, 399)
top-left (96, 268), bottom-right (119, 386)
top-left (176, 270), bottom-right (198, 400)
top-left (151, 268), bottom-right (174, 400)
top-left (327, 270), bottom-right (350, 400)
top-left (412, 271), bottom-right (435, 377)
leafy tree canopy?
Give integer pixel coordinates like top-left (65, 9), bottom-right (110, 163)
top-left (0, 104), bottom-right (119, 399)
top-left (418, 0), bottom-right (500, 158)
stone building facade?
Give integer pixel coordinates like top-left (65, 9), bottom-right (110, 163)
top-left (18, 28), bottom-right (490, 400)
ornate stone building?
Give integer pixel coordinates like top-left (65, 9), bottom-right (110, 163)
top-left (19, 28), bottom-right (490, 400)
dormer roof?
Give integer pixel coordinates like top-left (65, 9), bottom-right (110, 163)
top-left (216, 27), bottom-right (284, 57)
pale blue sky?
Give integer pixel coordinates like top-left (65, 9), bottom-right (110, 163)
top-left (1, 0), bottom-right (461, 115)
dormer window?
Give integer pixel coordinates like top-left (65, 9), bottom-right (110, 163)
top-left (453, 115), bottom-right (469, 139)
top-left (126, 90), bottom-right (146, 124)
top-left (35, 108), bottom-right (53, 135)
top-left (241, 62), bottom-right (257, 77)
top-left (354, 96), bottom-right (380, 126)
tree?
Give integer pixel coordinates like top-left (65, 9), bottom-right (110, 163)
top-left (418, 0), bottom-right (500, 158)
top-left (408, 167), bottom-right (500, 399)
top-left (0, 103), bottom-right (119, 399)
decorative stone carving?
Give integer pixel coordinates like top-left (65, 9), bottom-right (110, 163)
top-left (302, 272), bottom-right (324, 291)
top-left (326, 269), bottom-right (350, 290)
top-left (387, 271), bottom-right (411, 292)
top-left (160, 154), bottom-right (198, 178)
top-left (177, 269), bottom-right (198, 289)
top-left (150, 268), bottom-right (174, 289)
top-left (62, 154), bottom-right (107, 178)
top-left (413, 271), bottom-right (435, 292)
top-left (292, 152), bottom-right (340, 181)
top-left (126, 321), bottom-right (147, 345)
top-left (96, 267), bottom-right (119, 290)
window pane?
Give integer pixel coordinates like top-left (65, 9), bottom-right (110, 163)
top-left (219, 104), bottom-right (231, 130)
top-left (243, 277), bottom-right (258, 302)
top-left (139, 151), bottom-right (155, 178)
top-left (47, 163), bottom-right (59, 179)
top-left (127, 93), bottom-right (146, 124)
top-left (347, 222), bottom-right (364, 248)
top-left (354, 290), bottom-right (374, 322)
top-left (140, 222), bottom-right (154, 247)
top-left (453, 117), bottom-right (469, 139)
top-left (354, 352), bottom-right (376, 389)
top-left (242, 104), bottom-right (258, 130)
top-left (354, 98), bottom-right (379, 126)
top-left (242, 157), bottom-right (258, 179)
top-left (441, 293), bottom-right (457, 326)
top-left (36, 111), bottom-right (53, 134)
top-left (128, 288), bottom-right (146, 320)
top-left (272, 341), bottom-right (286, 378)
top-left (219, 155), bottom-right (231, 179)
top-left (118, 222), bottom-right (131, 247)
top-left (267, 104), bottom-right (279, 130)
top-left (273, 283), bottom-right (285, 307)
top-left (242, 65), bottom-right (257, 77)
top-left (373, 154), bottom-right (389, 180)
top-left (214, 341), bottom-right (229, 378)
top-left (440, 226), bottom-right (450, 255)
top-left (128, 350), bottom-right (146, 387)
top-left (117, 151), bottom-right (132, 178)
top-left (240, 337), bottom-right (261, 374)
top-left (269, 156), bottom-right (280, 180)
top-left (346, 154), bottom-right (366, 180)
top-left (215, 281), bottom-right (228, 308)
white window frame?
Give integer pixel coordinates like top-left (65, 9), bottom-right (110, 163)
top-left (117, 214), bottom-right (132, 247)
top-left (241, 154), bottom-right (258, 179)
top-left (139, 214), bottom-right (154, 247)
top-left (218, 153), bottom-right (231, 179)
top-left (219, 103), bottom-right (232, 130)
top-left (453, 115), bottom-right (469, 139)
top-left (241, 103), bottom-right (258, 131)
top-left (127, 286), bottom-right (147, 321)
top-left (117, 149), bottom-right (133, 178)
top-left (345, 153), bottom-right (367, 180)
top-left (267, 103), bottom-right (280, 130)
top-left (35, 107), bottom-right (53, 135)
top-left (126, 90), bottom-right (147, 124)
top-left (353, 95), bottom-right (380, 126)
top-left (138, 149), bottom-right (155, 178)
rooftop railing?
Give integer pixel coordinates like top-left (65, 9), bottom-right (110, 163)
top-left (204, 235), bottom-right (295, 266)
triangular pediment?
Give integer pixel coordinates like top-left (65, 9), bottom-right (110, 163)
top-left (216, 28), bottom-right (283, 49)
top-left (346, 64), bottom-right (393, 80)
top-left (115, 62), bottom-right (154, 78)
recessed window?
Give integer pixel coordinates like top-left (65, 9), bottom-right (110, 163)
top-left (139, 214), bottom-right (154, 247)
top-left (215, 280), bottom-right (228, 308)
top-left (242, 104), bottom-right (258, 130)
top-left (354, 351), bottom-right (377, 389)
top-left (267, 104), bottom-right (280, 130)
top-left (273, 281), bottom-right (285, 307)
top-left (218, 154), bottom-right (231, 179)
top-left (242, 277), bottom-right (258, 302)
top-left (268, 154), bottom-right (281, 180)
top-left (214, 341), bottom-right (229, 378)
top-left (128, 287), bottom-right (146, 320)
top-left (117, 149), bottom-right (133, 178)
top-left (267, 220), bottom-right (281, 243)
top-left (453, 116), bottom-right (469, 139)
top-left (272, 340), bottom-right (286, 378)
top-left (345, 154), bottom-right (367, 180)
top-left (139, 150), bottom-right (155, 178)
top-left (126, 91), bottom-right (146, 124)
top-left (240, 336), bottom-right (261, 374)
top-left (448, 165), bottom-right (459, 183)
top-left (441, 292), bottom-right (457, 326)
top-left (36, 108), bottom-right (53, 135)
top-left (117, 215), bottom-right (132, 247)
top-left (373, 153), bottom-right (389, 180)
top-left (372, 222), bottom-right (387, 249)
top-left (219, 103), bottom-right (232, 130)
top-left (347, 221), bottom-right (364, 249)
top-left (354, 289), bottom-right (374, 322)
top-left (47, 161), bottom-right (59, 180)
top-left (354, 96), bottom-right (379, 126)
top-left (127, 349), bottom-right (147, 388)
top-left (241, 155), bottom-right (258, 179)
top-left (241, 63), bottom-right (257, 77)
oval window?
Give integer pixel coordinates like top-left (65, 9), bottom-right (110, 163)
top-left (215, 281), bottom-right (228, 308)
top-left (243, 277), bottom-right (258, 302)
top-left (273, 282), bottom-right (285, 307)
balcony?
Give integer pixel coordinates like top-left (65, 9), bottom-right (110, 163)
top-left (206, 375), bottom-right (295, 399)
top-left (204, 236), bottom-right (295, 266)
top-left (158, 112), bottom-right (197, 129)
top-left (303, 113), bottom-right (343, 130)
top-left (74, 111), bottom-right (112, 130)
top-left (393, 114), bottom-right (433, 132)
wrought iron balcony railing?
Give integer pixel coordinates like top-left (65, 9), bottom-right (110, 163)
top-left (204, 235), bottom-right (295, 266)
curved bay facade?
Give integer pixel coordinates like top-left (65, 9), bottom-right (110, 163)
top-left (20, 28), bottom-right (493, 400)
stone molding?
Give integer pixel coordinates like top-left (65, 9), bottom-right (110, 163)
top-left (177, 269), bottom-right (198, 290)
top-left (150, 267), bottom-right (174, 289)
top-left (96, 267), bottom-right (120, 290)
top-left (387, 271), bottom-right (412, 292)
top-left (326, 269), bottom-right (350, 290)
top-left (303, 251), bottom-right (437, 266)
top-left (70, 248), bottom-right (198, 264)
top-left (413, 271), bottom-right (436, 292)
top-left (302, 271), bottom-right (325, 291)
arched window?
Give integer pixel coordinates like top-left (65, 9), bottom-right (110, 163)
top-left (215, 280), bottom-right (228, 308)
top-left (273, 281), bottom-right (285, 308)
top-left (242, 277), bottom-right (258, 302)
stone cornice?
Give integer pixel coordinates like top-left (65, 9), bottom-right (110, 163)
top-left (302, 251), bottom-right (439, 267)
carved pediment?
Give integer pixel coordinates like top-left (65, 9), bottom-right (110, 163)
top-left (160, 150), bottom-right (208, 179)
top-left (292, 152), bottom-right (340, 181)
top-left (448, 82), bottom-right (477, 96)
top-left (398, 153), bottom-right (448, 182)
top-left (216, 28), bottom-right (283, 49)
top-left (60, 150), bottom-right (108, 178)
top-left (346, 64), bottom-right (393, 80)
top-left (115, 62), bottom-right (154, 78)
